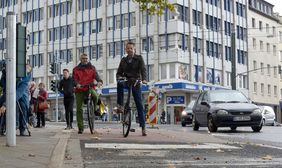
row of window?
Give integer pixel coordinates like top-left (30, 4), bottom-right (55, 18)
top-left (252, 38), bottom-right (277, 55)
top-left (253, 82), bottom-right (278, 97)
top-left (23, 8), bottom-right (44, 24)
top-left (249, 0), bottom-right (273, 16)
top-left (235, 2), bottom-right (246, 17)
top-left (253, 61), bottom-right (278, 77)
top-left (77, 44), bottom-right (103, 59)
top-left (31, 53), bottom-right (43, 68)
top-left (107, 12), bottom-right (136, 30)
top-left (0, 0), bottom-right (17, 8)
top-left (251, 18), bottom-right (276, 35)
top-left (27, 31), bottom-right (43, 45)
top-left (205, 14), bottom-right (221, 32)
top-left (237, 49), bottom-right (247, 65)
top-left (48, 49), bottom-right (73, 65)
top-left (206, 40), bottom-right (222, 58)
top-left (78, 0), bottom-right (102, 11)
top-left (48, 25), bottom-right (73, 42)
top-left (48, 1), bottom-right (72, 18)
top-left (77, 19), bottom-right (102, 36)
top-left (236, 25), bottom-right (247, 41)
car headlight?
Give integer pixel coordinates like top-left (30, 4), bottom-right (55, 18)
top-left (217, 110), bottom-right (228, 115)
top-left (181, 111), bottom-right (187, 116)
top-left (252, 109), bottom-right (261, 115)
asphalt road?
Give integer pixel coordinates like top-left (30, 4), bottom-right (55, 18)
top-left (78, 123), bottom-right (282, 168)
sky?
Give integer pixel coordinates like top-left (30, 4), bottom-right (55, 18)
top-left (265, 0), bottom-right (282, 13)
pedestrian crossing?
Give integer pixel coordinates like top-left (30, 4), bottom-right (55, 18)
top-left (85, 142), bottom-right (240, 150)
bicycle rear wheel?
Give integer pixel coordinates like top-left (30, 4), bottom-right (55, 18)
top-left (87, 100), bottom-right (95, 134)
top-left (123, 109), bottom-right (131, 137)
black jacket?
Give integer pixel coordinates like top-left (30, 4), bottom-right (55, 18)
top-left (58, 77), bottom-right (75, 98)
top-left (116, 54), bottom-right (147, 81)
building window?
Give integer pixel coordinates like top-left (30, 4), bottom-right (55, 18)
top-left (142, 37), bottom-right (154, 52)
top-left (260, 41), bottom-right (263, 51)
top-left (266, 43), bottom-right (270, 52)
top-left (192, 10), bottom-right (202, 26)
top-left (169, 63), bottom-right (175, 78)
top-left (254, 82), bottom-right (257, 93)
top-left (280, 51), bottom-right (282, 61)
top-left (273, 45), bottom-right (276, 56)
top-left (267, 64), bottom-right (271, 76)
top-left (279, 31), bottom-right (282, 42)
top-left (261, 83), bottom-right (264, 96)
top-left (253, 60), bottom-right (257, 71)
top-left (253, 38), bottom-right (257, 49)
top-left (261, 63), bottom-right (264, 74)
top-left (160, 64), bottom-right (167, 79)
top-left (266, 24), bottom-right (269, 33)
top-left (252, 18), bottom-right (255, 28)
top-left (268, 84), bottom-right (271, 95)
top-left (274, 86), bottom-right (278, 96)
top-left (259, 21), bottom-right (262, 31)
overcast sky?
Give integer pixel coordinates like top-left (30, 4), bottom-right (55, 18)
top-left (265, 0), bottom-right (282, 14)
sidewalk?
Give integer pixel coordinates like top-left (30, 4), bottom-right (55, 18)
top-left (0, 123), bottom-right (77, 168)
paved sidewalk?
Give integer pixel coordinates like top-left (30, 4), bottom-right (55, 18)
top-left (0, 123), bottom-right (75, 168)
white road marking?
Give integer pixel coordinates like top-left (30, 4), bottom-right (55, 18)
top-left (85, 143), bottom-right (240, 149)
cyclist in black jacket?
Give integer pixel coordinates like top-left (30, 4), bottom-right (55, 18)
top-left (116, 41), bottom-right (148, 136)
top-left (58, 69), bottom-right (75, 129)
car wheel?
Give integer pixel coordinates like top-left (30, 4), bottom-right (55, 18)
top-left (192, 116), bottom-right (200, 131)
top-left (251, 125), bottom-right (262, 132)
top-left (181, 122), bottom-right (186, 127)
top-left (208, 115), bottom-right (217, 132)
top-left (230, 126), bottom-right (237, 131)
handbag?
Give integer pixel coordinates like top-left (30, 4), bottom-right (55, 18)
top-left (38, 101), bottom-right (49, 110)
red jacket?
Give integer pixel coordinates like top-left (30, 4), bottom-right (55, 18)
top-left (36, 89), bottom-right (48, 112)
top-left (73, 63), bottom-right (102, 92)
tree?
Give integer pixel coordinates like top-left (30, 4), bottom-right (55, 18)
top-left (134, 0), bottom-right (175, 15)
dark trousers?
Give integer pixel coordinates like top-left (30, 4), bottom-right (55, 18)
top-left (64, 97), bottom-right (74, 127)
top-left (117, 82), bottom-right (146, 128)
top-left (36, 112), bottom-right (45, 127)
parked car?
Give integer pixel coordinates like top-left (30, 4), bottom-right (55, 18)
top-left (181, 100), bottom-right (195, 127)
top-left (259, 106), bottom-right (276, 126)
top-left (192, 90), bottom-right (263, 132)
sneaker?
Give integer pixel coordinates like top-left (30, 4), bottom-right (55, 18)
top-left (142, 128), bottom-right (147, 136)
top-left (116, 105), bottom-right (124, 114)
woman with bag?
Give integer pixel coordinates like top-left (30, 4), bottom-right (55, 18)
top-left (35, 82), bottom-right (48, 128)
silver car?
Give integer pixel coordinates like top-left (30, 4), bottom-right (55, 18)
top-left (259, 106), bottom-right (276, 126)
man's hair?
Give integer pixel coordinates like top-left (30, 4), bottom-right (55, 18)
top-left (80, 53), bottom-right (88, 58)
top-left (63, 69), bottom-right (69, 72)
top-left (126, 41), bottom-right (135, 47)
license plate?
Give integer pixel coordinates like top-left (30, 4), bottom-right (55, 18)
top-left (233, 116), bottom-right (251, 121)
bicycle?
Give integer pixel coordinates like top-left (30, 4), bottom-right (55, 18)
top-left (80, 83), bottom-right (98, 134)
top-left (118, 78), bottom-right (143, 137)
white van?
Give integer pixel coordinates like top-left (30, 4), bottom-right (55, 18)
top-left (259, 106), bottom-right (276, 126)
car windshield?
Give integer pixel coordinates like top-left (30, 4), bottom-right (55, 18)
top-left (209, 91), bottom-right (249, 103)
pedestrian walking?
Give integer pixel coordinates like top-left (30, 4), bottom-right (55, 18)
top-left (58, 69), bottom-right (75, 129)
top-left (35, 82), bottom-right (48, 128)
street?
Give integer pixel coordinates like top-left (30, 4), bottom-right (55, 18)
top-left (69, 123), bottom-right (282, 168)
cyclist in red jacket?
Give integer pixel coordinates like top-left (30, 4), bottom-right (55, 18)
top-left (73, 53), bottom-right (103, 134)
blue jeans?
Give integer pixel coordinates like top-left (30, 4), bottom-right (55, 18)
top-left (117, 82), bottom-right (146, 128)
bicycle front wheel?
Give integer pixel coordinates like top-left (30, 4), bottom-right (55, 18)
top-left (122, 109), bottom-right (131, 137)
top-left (87, 100), bottom-right (95, 134)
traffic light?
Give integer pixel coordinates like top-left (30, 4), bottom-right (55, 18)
top-left (50, 63), bottom-right (57, 74)
top-left (50, 80), bottom-right (57, 92)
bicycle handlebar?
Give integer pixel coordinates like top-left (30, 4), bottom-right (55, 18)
top-left (117, 78), bottom-right (146, 87)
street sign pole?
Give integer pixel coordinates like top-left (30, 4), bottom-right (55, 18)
top-left (6, 12), bottom-right (16, 146)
